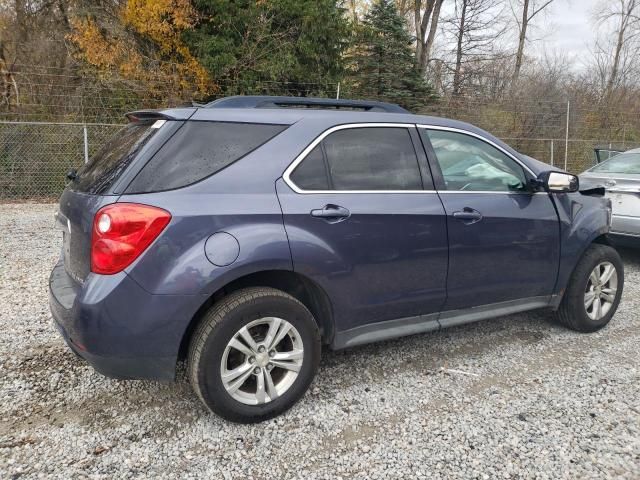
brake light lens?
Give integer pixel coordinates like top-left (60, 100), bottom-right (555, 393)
top-left (91, 203), bottom-right (171, 275)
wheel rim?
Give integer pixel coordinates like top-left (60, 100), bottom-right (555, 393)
top-left (584, 261), bottom-right (618, 321)
top-left (220, 317), bottom-right (303, 405)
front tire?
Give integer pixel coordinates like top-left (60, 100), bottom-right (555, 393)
top-left (554, 244), bottom-right (624, 332)
top-left (188, 287), bottom-right (321, 423)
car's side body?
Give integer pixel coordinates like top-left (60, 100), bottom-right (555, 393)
top-left (580, 148), bottom-right (640, 247)
top-left (50, 103), bottom-right (612, 382)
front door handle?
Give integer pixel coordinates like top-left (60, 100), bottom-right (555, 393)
top-left (310, 204), bottom-right (351, 223)
top-left (452, 208), bottom-right (483, 224)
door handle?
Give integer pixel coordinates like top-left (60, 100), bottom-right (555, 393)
top-left (452, 208), bottom-right (483, 224)
top-left (310, 204), bottom-right (351, 223)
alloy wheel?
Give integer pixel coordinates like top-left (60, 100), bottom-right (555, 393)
top-left (584, 261), bottom-right (618, 321)
top-left (220, 317), bottom-right (303, 405)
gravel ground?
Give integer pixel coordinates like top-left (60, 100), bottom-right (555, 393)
top-left (1, 203), bottom-right (639, 479)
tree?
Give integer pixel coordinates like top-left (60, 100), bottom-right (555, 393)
top-left (414, 0), bottom-right (445, 75)
top-left (345, 0), bottom-right (435, 110)
top-left (68, 0), bottom-right (213, 98)
top-left (445, 0), bottom-right (506, 97)
top-left (592, 0), bottom-right (640, 100)
top-left (510, 0), bottom-right (556, 85)
top-left (184, 0), bottom-right (349, 97)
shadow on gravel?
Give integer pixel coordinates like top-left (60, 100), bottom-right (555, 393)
top-left (618, 246), bottom-right (640, 267)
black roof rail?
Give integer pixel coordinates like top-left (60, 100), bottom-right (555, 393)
top-left (204, 95), bottom-right (409, 113)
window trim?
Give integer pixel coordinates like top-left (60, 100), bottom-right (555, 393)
top-left (283, 123), bottom-right (429, 194)
top-left (283, 123), bottom-right (542, 195)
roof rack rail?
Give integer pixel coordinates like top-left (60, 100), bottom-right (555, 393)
top-left (204, 95), bottom-right (409, 113)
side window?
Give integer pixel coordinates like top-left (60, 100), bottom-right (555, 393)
top-left (289, 145), bottom-right (329, 190)
top-left (422, 129), bottom-right (527, 192)
top-left (126, 121), bottom-right (287, 193)
top-left (323, 127), bottom-right (422, 190)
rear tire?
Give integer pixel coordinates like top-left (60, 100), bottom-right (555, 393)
top-left (188, 287), bottom-right (321, 423)
top-left (554, 244), bottom-right (624, 332)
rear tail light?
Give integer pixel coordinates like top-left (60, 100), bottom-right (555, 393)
top-left (91, 203), bottom-right (171, 275)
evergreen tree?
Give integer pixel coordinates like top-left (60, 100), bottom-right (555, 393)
top-left (184, 0), bottom-right (350, 98)
top-left (345, 0), bottom-right (435, 111)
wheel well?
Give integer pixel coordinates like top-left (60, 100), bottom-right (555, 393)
top-left (592, 234), bottom-right (611, 246)
top-left (178, 270), bottom-right (334, 360)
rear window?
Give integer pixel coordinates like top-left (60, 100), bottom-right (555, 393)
top-left (71, 122), bottom-right (162, 194)
top-left (126, 121), bottom-right (287, 193)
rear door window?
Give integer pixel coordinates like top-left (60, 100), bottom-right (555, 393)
top-left (126, 121), bottom-right (287, 193)
top-left (71, 121), bottom-right (162, 194)
top-left (288, 127), bottom-right (423, 191)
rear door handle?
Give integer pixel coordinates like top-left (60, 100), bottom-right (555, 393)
top-left (452, 208), bottom-right (483, 224)
top-left (310, 204), bottom-right (351, 223)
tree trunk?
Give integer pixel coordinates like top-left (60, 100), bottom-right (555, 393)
top-left (512, 0), bottom-right (530, 86)
top-left (424, 0), bottom-right (443, 68)
top-left (452, 0), bottom-right (468, 96)
top-left (605, 1), bottom-right (636, 99)
top-left (415, 0), bottom-right (437, 74)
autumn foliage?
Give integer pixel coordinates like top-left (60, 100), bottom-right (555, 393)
top-left (68, 0), bottom-right (214, 97)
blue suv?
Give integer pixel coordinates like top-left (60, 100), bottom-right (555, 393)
top-left (50, 96), bottom-right (624, 423)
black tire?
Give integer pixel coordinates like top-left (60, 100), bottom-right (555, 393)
top-left (188, 287), bottom-right (321, 423)
top-left (554, 243), bottom-right (624, 332)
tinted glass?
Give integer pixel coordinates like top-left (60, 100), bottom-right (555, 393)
top-left (322, 128), bottom-right (422, 190)
top-left (127, 121), bottom-right (287, 193)
top-left (590, 153), bottom-right (640, 174)
top-left (423, 130), bottom-right (527, 192)
top-left (289, 145), bottom-right (329, 190)
top-left (71, 122), bottom-right (161, 194)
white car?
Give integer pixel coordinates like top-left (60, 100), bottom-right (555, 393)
top-left (580, 148), bottom-right (640, 246)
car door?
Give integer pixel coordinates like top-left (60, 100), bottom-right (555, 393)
top-left (418, 126), bottom-right (560, 315)
top-left (276, 124), bottom-right (448, 336)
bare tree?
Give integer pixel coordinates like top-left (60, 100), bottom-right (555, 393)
top-left (414, 0), bottom-right (445, 74)
top-left (592, 0), bottom-right (640, 99)
top-left (510, 0), bottom-right (556, 85)
top-left (0, 41), bottom-right (19, 107)
top-left (445, 0), bottom-right (507, 96)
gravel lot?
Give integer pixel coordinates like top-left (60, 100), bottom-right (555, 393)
top-left (1, 203), bottom-right (639, 479)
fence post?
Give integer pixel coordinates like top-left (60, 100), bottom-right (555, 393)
top-left (564, 100), bottom-right (570, 171)
top-left (83, 125), bottom-right (89, 164)
top-left (336, 82), bottom-right (341, 100)
top-left (550, 139), bottom-right (554, 166)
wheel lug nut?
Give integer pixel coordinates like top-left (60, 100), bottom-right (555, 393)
top-left (258, 346), bottom-right (266, 353)
top-left (267, 364), bottom-right (273, 370)
top-left (249, 357), bottom-right (255, 364)
top-left (269, 350), bottom-right (275, 357)
top-left (254, 367), bottom-right (261, 375)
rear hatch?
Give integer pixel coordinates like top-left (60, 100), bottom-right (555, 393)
top-left (56, 118), bottom-right (180, 283)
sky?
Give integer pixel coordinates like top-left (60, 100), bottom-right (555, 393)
top-left (437, 0), bottom-right (603, 71)
top-left (536, 0), bottom-right (601, 66)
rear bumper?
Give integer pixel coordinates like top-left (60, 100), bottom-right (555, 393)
top-left (49, 260), bottom-right (205, 381)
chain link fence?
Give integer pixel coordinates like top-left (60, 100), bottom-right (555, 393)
top-left (0, 122), bottom-right (122, 200)
top-left (1, 120), bottom-right (637, 201)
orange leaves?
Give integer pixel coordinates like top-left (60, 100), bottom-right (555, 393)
top-left (122, 0), bottom-right (197, 54)
top-left (68, 1), bottom-right (214, 97)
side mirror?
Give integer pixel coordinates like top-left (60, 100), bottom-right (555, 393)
top-left (537, 171), bottom-right (579, 193)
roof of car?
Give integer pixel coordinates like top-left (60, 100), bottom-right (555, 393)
top-left (132, 96), bottom-right (552, 174)
top-left (153, 105), bottom-right (480, 131)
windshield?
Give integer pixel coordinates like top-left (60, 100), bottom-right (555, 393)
top-left (589, 152), bottom-right (640, 174)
